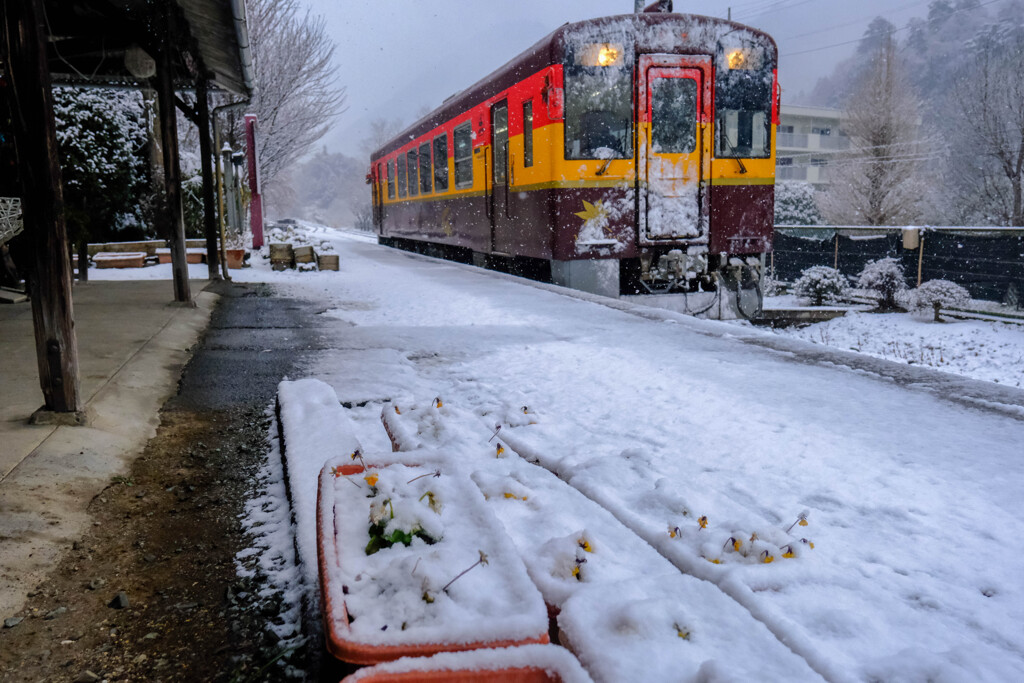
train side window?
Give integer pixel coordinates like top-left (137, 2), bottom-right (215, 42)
top-left (523, 100), bottom-right (534, 168)
top-left (433, 134), bottom-right (449, 192)
top-left (419, 142), bottom-right (432, 194)
top-left (407, 149), bottom-right (419, 196)
top-left (454, 123), bottom-right (473, 189)
top-left (396, 155), bottom-right (407, 198)
top-left (387, 160), bottom-right (395, 199)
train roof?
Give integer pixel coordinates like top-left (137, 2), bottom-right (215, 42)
top-left (371, 12), bottom-right (776, 162)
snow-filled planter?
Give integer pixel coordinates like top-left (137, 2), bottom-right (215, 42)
top-left (382, 398), bottom-right (539, 454)
top-left (339, 644), bottom-right (593, 683)
top-left (317, 456), bottom-right (549, 665)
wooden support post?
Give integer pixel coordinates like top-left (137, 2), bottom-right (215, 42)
top-left (153, 3), bottom-right (191, 304)
top-left (917, 231), bottom-right (925, 287)
top-left (195, 77), bottom-right (221, 280)
top-left (5, 0), bottom-right (84, 418)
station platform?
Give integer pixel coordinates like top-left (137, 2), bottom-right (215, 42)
top-left (0, 280), bottom-right (215, 618)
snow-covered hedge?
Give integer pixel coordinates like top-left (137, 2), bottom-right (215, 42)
top-left (909, 279), bottom-right (970, 321)
top-left (857, 257), bottom-right (907, 310)
top-left (793, 266), bottom-right (848, 306)
top-left (774, 181), bottom-right (822, 226)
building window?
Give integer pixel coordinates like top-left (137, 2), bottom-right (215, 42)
top-left (433, 134), bottom-right (448, 192)
top-left (778, 157), bottom-right (793, 166)
top-left (396, 155), bottom-right (406, 198)
top-left (407, 149), bottom-right (418, 196)
top-left (419, 142), bottom-right (432, 194)
top-left (454, 122), bottom-right (473, 189)
top-left (779, 125), bottom-right (794, 134)
top-left (523, 100), bottom-right (534, 168)
top-left (387, 160), bottom-right (395, 199)
top-left (812, 127), bottom-right (831, 135)
top-left (810, 157), bottom-right (827, 166)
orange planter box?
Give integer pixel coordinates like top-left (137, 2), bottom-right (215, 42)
top-left (317, 460), bottom-right (549, 666)
top-left (339, 645), bottom-right (591, 683)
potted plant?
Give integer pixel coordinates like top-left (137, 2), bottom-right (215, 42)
top-left (317, 455), bottom-right (549, 665)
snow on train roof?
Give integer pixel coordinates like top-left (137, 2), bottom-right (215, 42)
top-left (370, 12), bottom-right (776, 162)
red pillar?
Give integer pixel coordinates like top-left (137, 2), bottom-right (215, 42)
top-left (244, 114), bottom-right (264, 248)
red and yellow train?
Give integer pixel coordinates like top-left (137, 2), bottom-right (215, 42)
top-left (369, 5), bottom-right (778, 318)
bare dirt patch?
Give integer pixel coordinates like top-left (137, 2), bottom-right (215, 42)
top-left (0, 405), bottom-right (295, 683)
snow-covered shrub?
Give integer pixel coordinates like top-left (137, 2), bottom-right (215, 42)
top-left (793, 266), bottom-right (848, 306)
top-left (761, 272), bottom-right (785, 297)
top-left (857, 257), bottom-right (907, 310)
top-left (774, 181), bottom-right (822, 226)
top-left (908, 279), bottom-right (970, 322)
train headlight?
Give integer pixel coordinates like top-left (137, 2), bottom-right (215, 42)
top-left (727, 49), bottom-right (747, 69)
top-left (723, 47), bottom-right (764, 70)
top-left (578, 43), bottom-right (623, 67)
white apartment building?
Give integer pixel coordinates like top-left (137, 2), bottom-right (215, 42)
top-left (776, 104), bottom-right (847, 185)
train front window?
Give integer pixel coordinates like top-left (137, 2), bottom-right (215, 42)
top-left (714, 44), bottom-right (773, 159)
top-left (651, 77), bottom-right (697, 154)
top-left (386, 160), bottom-right (395, 199)
top-left (564, 42), bottom-right (632, 160)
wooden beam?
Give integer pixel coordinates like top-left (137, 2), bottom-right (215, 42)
top-left (4, 0), bottom-right (84, 418)
top-left (153, 1), bottom-right (191, 304)
top-left (174, 95), bottom-right (199, 126)
top-left (195, 77), bottom-right (221, 279)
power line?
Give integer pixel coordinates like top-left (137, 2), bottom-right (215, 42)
top-left (780, 0), bottom-right (1009, 58)
top-left (776, 0), bottom-right (929, 41)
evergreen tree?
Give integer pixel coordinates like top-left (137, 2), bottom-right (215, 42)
top-left (53, 86), bottom-right (147, 247)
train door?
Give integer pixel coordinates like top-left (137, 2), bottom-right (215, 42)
top-left (637, 54), bottom-right (712, 245)
top-left (489, 100), bottom-right (512, 253)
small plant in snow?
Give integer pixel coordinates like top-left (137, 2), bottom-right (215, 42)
top-left (909, 280), bottom-right (971, 322)
top-left (793, 266), bottom-right (848, 306)
top-left (857, 257), bottom-right (907, 311)
top-left (442, 550), bottom-right (489, 593)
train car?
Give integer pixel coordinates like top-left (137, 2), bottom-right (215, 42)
top-left (369, 2), bottom-right (778, 319)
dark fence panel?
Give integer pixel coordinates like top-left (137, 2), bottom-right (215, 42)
top-left (772, 227), bottom-right (1024, 304)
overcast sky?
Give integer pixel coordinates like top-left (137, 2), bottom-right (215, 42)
top-left (299, 0), bottom-right (932, 158)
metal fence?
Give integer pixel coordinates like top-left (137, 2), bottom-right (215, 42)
top-left (0, 197), bottom-right (23, 248)
top-left (771, 225), bottom-right (1024, 304)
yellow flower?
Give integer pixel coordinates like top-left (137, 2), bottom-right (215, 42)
top-left (782, 551), bottom-right (795, 559)
top-left (364, 473), bottom-right (378, 487)
top-left (503, 492), bottom-right (527, 501)
top-left (571, 565), bottom-right (582, 579)
top-left (578, 538), bottom-right (593, 553)
top-left (495, 444), bottom-right (505, 457)
top-left (434, 397), bottom-right (443, 408)
top-left (706, 557), bottom-right (721, 564)
top-left (394, 406), bottom-right (401, 415)
top-left (675, 624), bottom-right (691, 639)
top-left (698, 516), bottom-right (708, 530)
top-left (799, 519), bottom-right (808, 527)
top-left (760, 550), bottom-right (774, 564)
top-left (669, 525), bottom-right (680, 538)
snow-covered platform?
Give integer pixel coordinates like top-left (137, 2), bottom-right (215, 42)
top-left (237, 224), bottom-right (1024, 683)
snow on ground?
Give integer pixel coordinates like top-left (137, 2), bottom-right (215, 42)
top-left (87, 261), bottom-right (211, 280)
top-left (763, 309), bottom-right (1024, 388)
top-left (103, 224), bottom-right (1024, 680)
